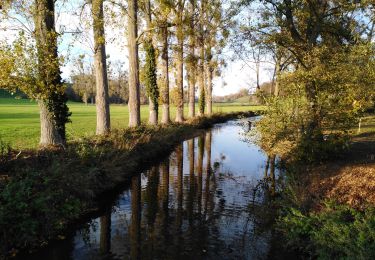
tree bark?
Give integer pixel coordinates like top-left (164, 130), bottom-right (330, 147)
top-left (39, 101), bottom-right (63, 146)
top-left (128, 0), bottom-right (141, 127)
top-left (205, 66), bottom-right (213, 115)
top-left (175, 2), bottom-right (184, 122)
top-left (198, 0), bottom-right (205, 116)
top-left (187, 0), bottom-right (196, 118)
top-left (149, 97), bottom-right (158, 125)
top-left (187, 70), bottom-right (196, 118)
top-left (160, 24), bottom-right (170, 124)
top-left (34, 0), bottom-right (68, 146)
top-left (92, 0), bottom-right (110, 135)
top-left (145, 0), bottom-right (158, 125)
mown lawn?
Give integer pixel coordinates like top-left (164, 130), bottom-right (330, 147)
top-left (0, 98), bottom-right (264, 149)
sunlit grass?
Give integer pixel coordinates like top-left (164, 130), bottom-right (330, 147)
top-left (0, 98), bottom-right (264, 149)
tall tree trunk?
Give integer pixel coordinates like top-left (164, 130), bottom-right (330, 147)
top-left (175, 2), bottom-right (184, 122)
top-left (187, 0), bottom-right (196, 118)
top-left (205, 65), bottom-right (213, 115)
top-left (92, 0), bottom-right (110, 135)
top-left (255, 48), bottom-right (260, 90)
top-left (145, 0), bottom-right (158, 125)
top-left (148, 85), bottom-right (158, 125)
top-left (205, 45), bottom-right (213, 115)
top-left (198, 0), bottom-right (205, 116)
top-left (128, 0), bottom-right (141, 127)
top-left (187, 68), bottom-right (196, 118)
top-left (34, 0), bottom-right (69, 146)
top-left (39, 101), bottom-right (63, 145)
top-left (160, 24), bottom-right (170, 124)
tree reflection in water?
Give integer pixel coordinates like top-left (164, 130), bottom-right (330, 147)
top-left (30, 121), bottom-right (284, 260)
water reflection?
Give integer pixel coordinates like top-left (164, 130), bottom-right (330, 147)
top-left (130, 175), bottom-right (141, 260)
top-left (31, 120), bottom-right (282, 260)
top-left (99, 213), bottom-right (111, 255)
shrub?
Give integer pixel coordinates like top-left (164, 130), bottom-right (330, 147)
top-left (279, 202), bottom-right (375, 259)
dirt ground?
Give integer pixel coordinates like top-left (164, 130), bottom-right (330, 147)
top-left (307, 116), bottom-right (375, 208)
top-left (308, 161), bottom-right (375, 208)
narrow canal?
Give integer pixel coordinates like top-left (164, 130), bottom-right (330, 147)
top-left (31, 118), bottom-right (281, 260)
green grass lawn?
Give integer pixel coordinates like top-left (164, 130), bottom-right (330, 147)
top-left (0, 98), bottom-right (264, 149)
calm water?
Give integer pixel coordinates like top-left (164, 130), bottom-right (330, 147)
top-left (31, 119), bottom-right (280, 260)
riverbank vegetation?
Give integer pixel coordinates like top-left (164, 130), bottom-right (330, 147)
top-left (0, 112), bottom-right (254, 257)
top-left (273, 115), bottom-right (375, 259)
top-left (0, 0), bottom-right (374, 258)
top-left (236, 1), bottom-right (375, 258)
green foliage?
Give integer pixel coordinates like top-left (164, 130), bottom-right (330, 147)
top-left (143, 40), bottom-right (159, 111)
top-left (199, 87), bottom-right (205, 114)
top-left (279, 203), bottom-right (375, 259)
top-left (0, 31), bottom-right (71, 141)
top-left (0, 164), bottom-right (86, 255)
top-left (0, 111), bottom-right (253, 257)
top-left (253, 44), bottom-right (375, 160)
top-left (0, 33), bottom-right (38, 96)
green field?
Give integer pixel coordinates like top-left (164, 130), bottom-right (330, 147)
top-left (233, 96), bottom-right (251, 103)
top-left (0, 98), bottom-right (264, 149)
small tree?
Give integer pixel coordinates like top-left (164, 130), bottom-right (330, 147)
top-left (0, 0), bottom-right (70, 147)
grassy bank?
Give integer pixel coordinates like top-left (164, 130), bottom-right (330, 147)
top-left (0, 111), bottom-right (255, 258)
top-left (0, 98), bottom-right (264, 149)
top-left (276, 114), bottom-right (375, 259)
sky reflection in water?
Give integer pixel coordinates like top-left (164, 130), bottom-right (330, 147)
top-left (34, 119), bottom-right (279, 260)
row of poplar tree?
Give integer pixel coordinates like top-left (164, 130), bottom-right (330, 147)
top-left (0, 0), bottom-right (230, 146)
